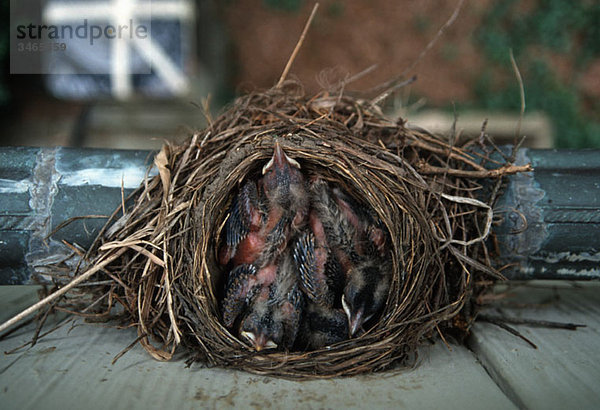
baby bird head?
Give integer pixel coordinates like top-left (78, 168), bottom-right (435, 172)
top-left (261, 141), bottom-right (303, 206)
top-left (240, 311), bottom-right (283, 352)
top-left (342, 262), bottom-right (389, 336)
top-left (239, 289), bottom-right (283, 352)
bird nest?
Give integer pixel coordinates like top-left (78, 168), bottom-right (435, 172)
top-left (56, 81), bottom-right (528, 378)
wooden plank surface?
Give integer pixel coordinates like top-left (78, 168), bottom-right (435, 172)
top-left (469, 281), bottom-right (600, 410)
top-left (4, 282), bottom-right (599, 409)
top-left (0, 286), bottom-right (514, 410)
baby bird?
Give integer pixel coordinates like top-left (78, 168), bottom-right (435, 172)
top-left (342, 258), bottom-right (391, 336)
top-left (239, 251), bottom-right (304, 351)
top-left (219, 180), bottom-right (265, 267)
top-left (331, 186), bottom-right (388, 257)
top-left (293, 178), bottom-right (353, 309)
top-left (221, 142), bottom-right (393, 347)
top-left (311, 180), bottom-right (391, 336)
top-left (221, 142), bottom-right (308, 327)
top-left (293, 210), bottom-right (344, 308)
top-left (221, 263), bottom-right (277, 328)
top-left (238, 286), bottom-right (280, 351)
top-left (219, 141), bottom-right (308, 268)
top-left (310, 179), bottom-right (358, 260)
top-left (332, 188), bottom-right (391, 336)
top-left (299, 302), bottom-right (349, 350)
top-left (260, 141), bottom-right (306, 219)
top-left (257, 141), bottom-right (309, 262)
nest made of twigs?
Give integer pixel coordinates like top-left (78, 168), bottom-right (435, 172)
top-left (61, 81), bottom-right (529, 379)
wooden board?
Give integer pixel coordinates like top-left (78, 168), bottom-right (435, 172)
top-left (469, 281), bottom-right (600, 409)
top-left (0, 286), bottom-right (514, 410)
top-left (3, 282), bottom-right (598, 409)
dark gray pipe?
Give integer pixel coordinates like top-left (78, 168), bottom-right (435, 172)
top-left (0, 146), bottom-right (598, 285)
top-left (494, 148), bottom-right (600, 280)
top-left (0, 147), bottom-right (154, 284)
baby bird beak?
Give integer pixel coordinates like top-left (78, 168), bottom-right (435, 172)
top-left (342, 294), bottom-right (364, 336)
top-left (254, 334), bottom-right (265, 352)
top-left (255, 334), bottom-right (278, 352)
top-left (349, 310), bottom-right (364, 337)
top-left (241, 331), bottom-right (277, 352)
top-left (262, 142), bottom-right (301, 175)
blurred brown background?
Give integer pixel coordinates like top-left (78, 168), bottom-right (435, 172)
top-left (2, 0), bottom-right (598, 149)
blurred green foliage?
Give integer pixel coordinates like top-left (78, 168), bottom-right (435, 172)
top-left (472, 0), bottom-right (600, 148)
top-left (413, 14), bottom-right (432, 33)
top-left (263, 0), bottom-right (303, 13)
top-left (326, 1), bottom-right (345, 18)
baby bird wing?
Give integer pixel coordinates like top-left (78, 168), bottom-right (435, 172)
top-left (293, 231), bottom-right (334, 307)
top-left (221, 264), bottom-right (258, 328)
top-left (220, 181), bottom-right (261, 265)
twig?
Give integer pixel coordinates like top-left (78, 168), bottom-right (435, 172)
top-left (276, 3), bottom-right (319, 88)
top-left (479, 315), bottom-right (586, 331)
top-left (480, 316), bottom-right (538, 349)
top-left (0, 248), bottom-right (127, 334)
top-left (201, 95), bottom-right (214, 127)
top-left (371, 75), bottom-right (417, 107)
top-left (47, 215), bottom-right (109, 239)
top-left (121, 175), bottom-right (126, 216)
top-left (112, 334), bottom-right (147, 365)
top-left (409, 137), bottom-right (486, 171)
top-left (62, 240), bottom-right (86, 257)
top-left (509, 49), bottom-right (525, 151)
top-left (4, 317), bottom-right (74, 354)
top-left (418, 162), bottom-right (532, 178)
top-left (436, 193), bottom-right (493, 248)
top-left (336, 64), bottom-right (378, 91)
top-left (31, 300), bottom-right (60, 347)
top-left (448, 245), bottom-right (506, 280)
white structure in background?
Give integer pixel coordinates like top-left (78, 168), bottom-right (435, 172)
top-left (43, 0), bottom-right (194, 99)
